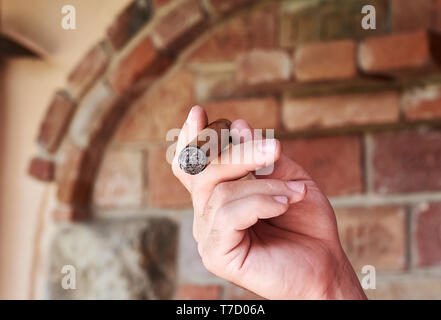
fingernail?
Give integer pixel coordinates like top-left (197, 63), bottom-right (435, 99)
top-left (273, 196), bottom-right (288, 204)
top-left (286, 181), bottom-right (306, 194)
top-left (257, 139), bottom-right (276, 154)
top-left (186, 106), bottom-right (198, 123)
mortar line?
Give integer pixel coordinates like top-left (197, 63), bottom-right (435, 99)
top-left (363, 132), bottom-right (374, 194)
top-left (404, 205), bottom-right (412, 271)
top-left (330, 192), bottom-right (441, 208)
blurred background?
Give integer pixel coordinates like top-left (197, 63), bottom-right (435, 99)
top-left (1, 0), bottom-right (441, 299)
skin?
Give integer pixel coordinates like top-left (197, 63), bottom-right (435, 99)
top-left (172, 106), bottom-right (367, 300)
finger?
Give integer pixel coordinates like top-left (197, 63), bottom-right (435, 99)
top-left (228, 119), bottom-right (258, 181)
top-left (193, 178), bottom-right (306, 242)
top-left (217, 194), bottom-right (290, 231)
top-left (204, 194), bottom-right (291, 256)
top-left (172, 106), bottom-right (208, 189)
top-left (229, 120), bottom-right (262, 181)
top-left (230, 120), bottom-right (310, 180)
top-left (208, 179), bottom-right (306, 214)
top-left (191, 139), bottom-right (282, 211)
top-left (230, 119), bottom-right (261, 145)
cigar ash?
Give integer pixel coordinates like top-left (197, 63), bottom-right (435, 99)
top-left (178, 119), bottom-right (231, 175)
top-left (178, 145), bottom-right (208, 175)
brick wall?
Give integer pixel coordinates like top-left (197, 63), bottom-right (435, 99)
top-left (29, 0), bottom-right (441, 299)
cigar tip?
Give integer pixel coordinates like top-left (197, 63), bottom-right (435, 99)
top-left (178, 146), bottom-right (208, 175)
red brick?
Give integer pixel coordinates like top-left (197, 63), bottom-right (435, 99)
top-left (282, 92), bottom-right (400, 132)
top-left (414, 202), bottom-right (441, 267)
top-left (28, 157), bottom-right (54, 182)
top-left (280, 3), bottom-right (318, 47)
top-left (69, 82), bottom-right (117, 147)
top-left (294, 40), bottom-right (357, 82)
top-left (84, 91), bottom-right (136, 149)
top-left (207, 0), bottom-right (254, 15)
top-left (359, 31), bottom-right (441, 74)
top-left (56, 142), bottom-right (103, 209)
top-left (38, 91), bottom-right (76, 153)
top-left (93, 149), bottom-right (144, 208)
top-left (366, 275), bottom-right (441, 300)
top-left (56, 143), bottom-right (88, 205)
top-left (52, 205), bottom-right (89, 221)
top-left (152, 0), bottom-right (172, 8)
top-left (188, 6), bottom-right (277, 62)
top-left (175, 284), bottom-right (221, 300)
top-left (372, 129), bottom-right (441, 194)
top-left (147, 147), bottom-right (192, 208)
top-left (204, 97), bottom-right (279, 129)
top-left (107, 0), bottom-right (152, 50)
top-left (107, 36), bottom-right (171, 94)
top-left (114, 70), bottom-right (194, 144)
top-left (236, 49), bottom-right (291, 86)
top-left (151, 0), bottom-right (206, 52)
top-left (194, 70), bottom-right (236, 103)
top-left (53, 206), bottom-right (73, 221)
top-left (432, 0), bottom-right (441, 32)
top-left (282, 135), bottom-right (363, 197)
top-left (391, 0), bottom-right (432, 32)
top-left (223, 283), bottom-right (264, 300)
top-left (335, 206), bottom-right (406, 271)
top-left (403, 84), bottom-right (441, 121)
top-left (67, 41), bottom-right (110, 99)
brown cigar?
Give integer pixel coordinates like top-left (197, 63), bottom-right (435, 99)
top-left (178, 119), bottom-right (232, 175)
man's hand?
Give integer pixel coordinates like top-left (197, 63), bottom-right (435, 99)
top-left (172, 106), bottom-right (366, 300)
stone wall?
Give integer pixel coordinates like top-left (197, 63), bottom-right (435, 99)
top-left (29, 0), bottom-right (441, 299)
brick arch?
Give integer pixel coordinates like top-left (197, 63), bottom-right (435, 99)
top-left (29, 0), bottom-right (441, 222)
top-left (26, 0), bottom-right (441, 299)
top-left (28, 0), bottom-right (280, 221)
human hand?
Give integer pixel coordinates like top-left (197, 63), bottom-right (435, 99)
top-left (172, 106), bottom-right (366, 300)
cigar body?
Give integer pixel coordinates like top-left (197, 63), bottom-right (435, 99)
top-left (178, 119), bottom-right (231, 175)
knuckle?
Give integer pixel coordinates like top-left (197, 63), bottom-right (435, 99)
top-left (249, 194), bottom-right (265, 202)
top-left (251, 194), bottom-right (286, 211)
top-left (213, 182), bottom-right (227, 195)
top-left (212, 182), bottom-right (231, 203)
top-left (264, 179), bottom-right (283, 191)
top-left (201, 202), bottom-right (214, 218)
top-left (213, 206), bottom-right (229, 228)
top-left (248, 194), bottom-right (269, 208)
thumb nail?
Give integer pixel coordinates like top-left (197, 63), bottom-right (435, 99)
top-left (186, 106), bottom-right (198, 124)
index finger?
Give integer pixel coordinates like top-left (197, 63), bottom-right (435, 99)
top-left (190, 138), bottom-right (282, 213)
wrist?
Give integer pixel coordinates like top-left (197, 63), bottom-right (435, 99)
top-left (323, 253), bottom-right (367, 300)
